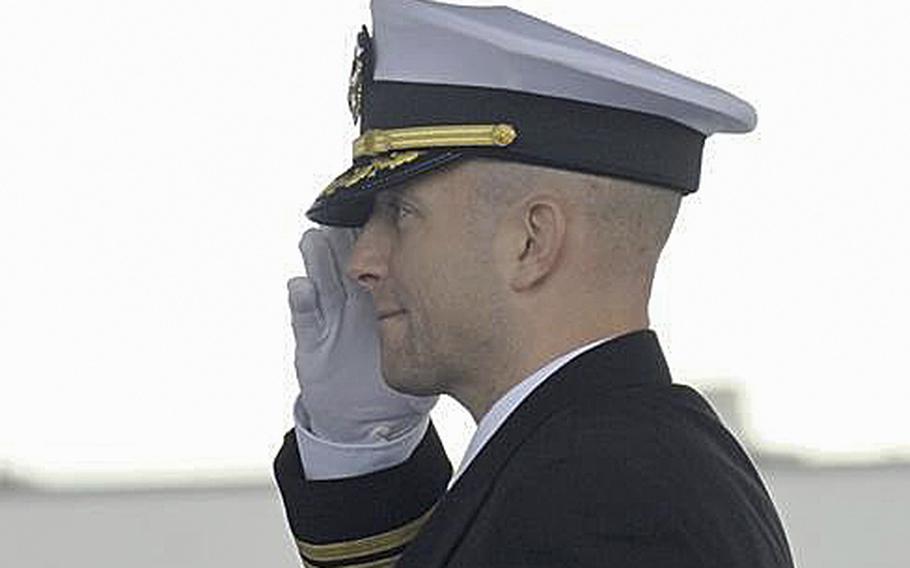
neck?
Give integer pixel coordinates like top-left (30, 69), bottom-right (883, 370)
top-left (453, 312), bottom-right (649, 423)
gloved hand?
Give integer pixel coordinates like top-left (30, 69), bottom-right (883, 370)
top-left (287, 226), bottom-right (438, 444)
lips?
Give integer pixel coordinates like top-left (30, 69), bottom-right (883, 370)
top-left (378, 309), bottom-right (406, 320)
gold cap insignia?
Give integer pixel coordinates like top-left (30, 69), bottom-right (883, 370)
top-left (347, 27), bottom-right (371, 125)
top-left (321, 151), bottom-right (424, 198)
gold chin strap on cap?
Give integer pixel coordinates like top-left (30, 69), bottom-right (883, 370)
top-left (352, 123), bottom-right (518, 159)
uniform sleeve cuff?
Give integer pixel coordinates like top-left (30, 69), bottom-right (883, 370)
top-left (295, 412), bottom-right (431, 481)
top-left (273, 419), bottom-right (453, 546)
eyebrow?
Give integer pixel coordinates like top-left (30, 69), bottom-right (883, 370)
top-left (384, 185), bottom-right (425, 206)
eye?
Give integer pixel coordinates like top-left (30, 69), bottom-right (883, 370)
top-left (381, 199), bottom-right (411, 223)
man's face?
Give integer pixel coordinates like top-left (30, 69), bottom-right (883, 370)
top-left (345, 165), bottom-right (505, 397)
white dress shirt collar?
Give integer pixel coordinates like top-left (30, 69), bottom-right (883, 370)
top-left (450, 334), bottom-right (616, 487)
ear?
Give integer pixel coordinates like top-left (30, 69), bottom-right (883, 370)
top-left (502, 198), bottom-right (567, 292)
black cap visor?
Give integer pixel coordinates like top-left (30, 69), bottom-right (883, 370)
top-left (306, 150), bottom-right (465, 227)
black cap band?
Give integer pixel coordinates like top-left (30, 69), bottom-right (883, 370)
top-left (364, 80), bottom-right (706, 193)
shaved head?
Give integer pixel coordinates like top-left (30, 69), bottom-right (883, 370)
top-left (462, 158), bottom-right (681, 295)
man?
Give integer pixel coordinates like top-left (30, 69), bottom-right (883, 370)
top-left (274, 1), bottom-right (794, 566)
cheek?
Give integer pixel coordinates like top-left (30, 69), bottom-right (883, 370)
top-left (395, 258), bottom-right (454, 325)
top-left (437, 251), bottom-right (487, 315)
top-left (392, 224), bottom-right (483, 313)
top-left (387, 238), bottom-right (431, 309)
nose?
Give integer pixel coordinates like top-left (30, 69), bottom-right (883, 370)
top-left (345, 221), bottom-right (391, 293)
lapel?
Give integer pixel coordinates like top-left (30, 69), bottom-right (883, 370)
top-left (398, 329), bottom-right (673, 567)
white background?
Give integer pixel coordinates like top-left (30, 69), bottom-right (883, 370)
top-left (1, 0), bottom-right (908, 487)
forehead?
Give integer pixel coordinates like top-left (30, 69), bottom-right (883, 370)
top-left (382, 183), bottom-right (424, 202)
top-left (380, 166), bottom-right (460, 204)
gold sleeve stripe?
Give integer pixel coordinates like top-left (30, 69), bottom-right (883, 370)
top-left (296, 505), bottom-right (435, 563)
top-left (353, 124), bottom-right (518, 159)
top-left (303, 554), bottom-right (402, 568)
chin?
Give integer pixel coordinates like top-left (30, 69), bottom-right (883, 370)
top-left (382, 369), bottom-right (436, 397)
top-left (383, 377), bottom-right (425, 397)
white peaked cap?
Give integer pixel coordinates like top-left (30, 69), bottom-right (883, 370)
top-left (306, 0), bottom-right (758, 227)
top-left (371, 0), bottom-right (756, 135)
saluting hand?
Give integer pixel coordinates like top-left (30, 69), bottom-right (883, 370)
top-left (287, 226), bottom-right (437, 444)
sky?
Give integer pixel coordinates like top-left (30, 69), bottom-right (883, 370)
top-left (1, 0), bottom-right (908, 487)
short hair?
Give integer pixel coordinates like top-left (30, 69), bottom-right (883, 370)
top-left (464, 158), bottom-right (681, 279)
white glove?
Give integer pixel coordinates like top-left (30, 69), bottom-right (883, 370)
top-left (287, 226), bottom-right (437, 444)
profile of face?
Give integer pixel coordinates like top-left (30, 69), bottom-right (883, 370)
top-left (346, 163), bottom-right (506, 398)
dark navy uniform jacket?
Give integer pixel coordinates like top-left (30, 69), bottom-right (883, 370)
top-left (274, 330), bottom-right (794, 567)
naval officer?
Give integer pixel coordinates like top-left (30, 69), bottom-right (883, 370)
top-left (275, 1), bottom-right (794, 566)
